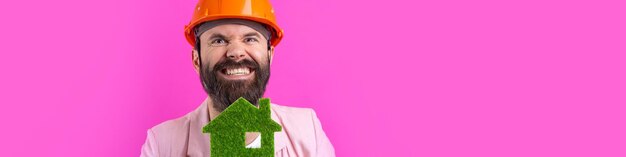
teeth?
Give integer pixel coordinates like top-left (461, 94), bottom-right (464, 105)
top-left (226, 68), bottom-right (250, 75)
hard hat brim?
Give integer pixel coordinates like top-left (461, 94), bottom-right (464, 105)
top-left (185, 15), bottom-right (284, 47)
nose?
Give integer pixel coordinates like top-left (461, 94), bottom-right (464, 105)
top-left (226, 43), bottom-right (247, 61)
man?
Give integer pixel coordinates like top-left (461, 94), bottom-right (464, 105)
top-left (140, 0), bottom-right (335, 156)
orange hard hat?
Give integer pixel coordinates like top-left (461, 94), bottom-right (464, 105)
top-left (184, 0), bottom-right (284, 47)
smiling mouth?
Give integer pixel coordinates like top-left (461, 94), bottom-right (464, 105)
top-left (223, 67), bottom-right (252, 75)
top-left (218, 66), bottom-right (256, 80)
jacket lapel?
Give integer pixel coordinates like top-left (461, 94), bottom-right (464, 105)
top-left (271, 104), bottom-right (289, 153)
top-left (186, 98), bottom-right (211, 156)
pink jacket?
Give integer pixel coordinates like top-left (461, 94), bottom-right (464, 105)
top-left (140, 98), bottom-right (335, 157)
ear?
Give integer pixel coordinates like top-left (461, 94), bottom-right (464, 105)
top-left (268, 46), bottom-right (275, 65)
top-left (192, 49), bottom-right (200, 74)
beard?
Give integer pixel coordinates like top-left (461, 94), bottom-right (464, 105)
top-left (199, 58), bottom-right (270, 112)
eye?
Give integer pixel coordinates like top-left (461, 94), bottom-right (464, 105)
top-left (211, 38), bottom-right (227, 46)
top-left (244, 37), bottom-right (259, 43)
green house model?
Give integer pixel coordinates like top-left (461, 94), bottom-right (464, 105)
top-left (202, 97), bottom-right (282, 157)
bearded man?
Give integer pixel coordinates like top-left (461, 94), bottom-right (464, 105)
top-left (140, 0), bottom-right (335, 156)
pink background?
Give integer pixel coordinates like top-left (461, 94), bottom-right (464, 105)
top-left (0, 0), bottom-right (625, 156)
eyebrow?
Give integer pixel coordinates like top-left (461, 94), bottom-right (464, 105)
top-left (208, 33), bottom-right (227, 40)
top-left (243, 32), bottom-right (261, 38)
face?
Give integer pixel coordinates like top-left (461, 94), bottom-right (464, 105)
top-left (192, 24), bottom-right (274, 112)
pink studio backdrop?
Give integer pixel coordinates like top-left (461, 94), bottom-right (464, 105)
top-left (0, 0), bottom-right (625, 156)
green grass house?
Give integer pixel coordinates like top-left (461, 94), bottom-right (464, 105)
top-left (203, 98), bottom-right (282, 157)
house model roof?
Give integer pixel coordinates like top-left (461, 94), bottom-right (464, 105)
top-left (204, 98), bottom-right (281, 133)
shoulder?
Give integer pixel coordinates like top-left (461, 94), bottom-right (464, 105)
top-left (146, 113), bottom-right (192, 148)
top-left (271, 103), bottom-right (319, 124)
top-left (270, 103), bottom-right (320, 135)
top-left (149, 114), bottom-right (191, 134)
top-left (271, 103), bottom-right (316, 116)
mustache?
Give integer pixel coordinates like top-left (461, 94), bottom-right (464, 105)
top-left (213, 59), bottom-right (259, 72)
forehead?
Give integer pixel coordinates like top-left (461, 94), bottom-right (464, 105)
top-left (199, 24), bottom-right (262, 39)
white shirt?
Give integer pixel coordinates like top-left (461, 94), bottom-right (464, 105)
top-left (245, 135), bottom-right (261, 148)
